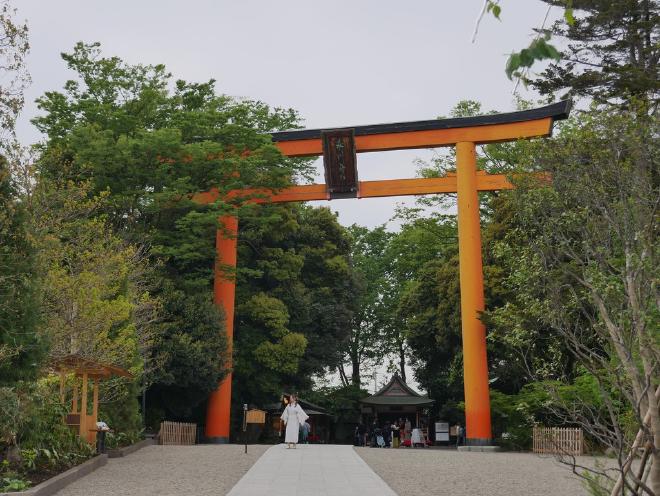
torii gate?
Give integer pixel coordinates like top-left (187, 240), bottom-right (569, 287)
top-left (195, 101), bottom-right (571, 445)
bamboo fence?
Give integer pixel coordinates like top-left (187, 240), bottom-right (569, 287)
top-left (159, 421), bottom-right (197, 445)
top-left (532, 426), bottom-right (583, 456)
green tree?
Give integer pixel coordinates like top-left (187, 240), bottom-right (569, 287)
top-left (27, 178), bottom-right (158, 431)
top-left (342, 225), bottom-right (393, 386)
top-left (0, 156), bottom-right (44, 384)
top-left (493, 108), bottom-right (659, 494)
top-left (233, 205), bottom-right (356, 417)
top-left (0, 0), bottom-right (29, 144)
top-left (531, 0), bottom-right (659, 107)
top-left (146, 282), bottom-right (227, 420)
top-left (32, 42), bottom-right (308, 424)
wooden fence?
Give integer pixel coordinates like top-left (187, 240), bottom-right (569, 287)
top-left (533, 426), bottom-right (583, 456)
top-left (159, 421), bottom-right (197, 445)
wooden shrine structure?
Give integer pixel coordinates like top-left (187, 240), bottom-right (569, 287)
top-left (360, 373), bottom-right (434, 427)
top-left (51, 355), bottom-right (132, 443)
top-left (195, 101), bottom-right (571, 445)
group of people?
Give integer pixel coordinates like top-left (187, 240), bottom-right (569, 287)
top-left (355, 419), bottom-right (467, 447)
top-left (355, 418), bottom-right (413, 448)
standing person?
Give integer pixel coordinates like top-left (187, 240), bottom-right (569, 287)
top-left (391, 422), bottom-right (400, 448)
top-left (301, 420), bottom-right (311, 444)
top-left (281, 394), bottom-right (308, 449)
top-left (357, 422), bottom-right (367, 447)
top-left (382, 422), bottom-right (391, 448)
top-left (456, 424), bottom-right (465, 447)
top-left (404, 418), bottom-right (412, 444)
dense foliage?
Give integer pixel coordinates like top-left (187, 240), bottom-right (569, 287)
top-left (532, 0), bottom-right (659, 106)
top-left (232, 204), bottom-right (356, 427)
top-left (0, 157), bottom-right (44, 384)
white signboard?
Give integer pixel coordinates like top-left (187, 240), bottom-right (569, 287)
top-left (436, 432), bottom-right (450, 441)
top-left (435, 422), bottom-right (449, 433)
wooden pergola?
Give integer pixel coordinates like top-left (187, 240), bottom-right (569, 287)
top-left (51, 355), bottom-right (132, 443)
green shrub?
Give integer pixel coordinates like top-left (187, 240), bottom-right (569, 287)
top-left (0, 381), bottom-right (95, 472)
top-left (0, 388), bottom-right (22, 448)
top-left (0, 477), bottom-right (30, 492)
top-left (105, 430), bottom-right (143, 450)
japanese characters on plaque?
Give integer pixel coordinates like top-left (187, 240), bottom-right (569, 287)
top-left (321, 129), bottom-right (358, 199)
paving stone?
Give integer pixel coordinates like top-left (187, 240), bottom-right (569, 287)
top-left (227, 444), bottom-right (396, 496)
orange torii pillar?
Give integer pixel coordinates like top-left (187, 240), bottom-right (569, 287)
top-left (456, 142), bottom-right (492, 444)
top-left (205, 215), bottom-right (238, 443)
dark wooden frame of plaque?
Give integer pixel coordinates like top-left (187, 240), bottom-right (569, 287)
top-left (321, 129), bottom-right (358, 199)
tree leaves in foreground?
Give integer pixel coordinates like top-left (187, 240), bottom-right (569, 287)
top-left (0, 0), bottom-right (29, 144)
top-left (492, 107), bottom-right (659, 494)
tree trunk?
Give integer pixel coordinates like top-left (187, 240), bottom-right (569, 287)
top-left (646, 396), bottom-right (660, 495)
top-left (399, 343), bottom-right (406, 382)
top-left (337, 363), bottom-right (349, 387)
top-left (351, 352), bottom-right (360, 387)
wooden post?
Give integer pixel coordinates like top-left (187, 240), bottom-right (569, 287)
top-left (59, 371), bottom-right (65, 404)
top-left (456, 141), bottom-right (492, 445)
top-left (72, 379), bottom-right (79, 414)
top-left (243, 403), bottom-right (248, 454)
top-left (80, 372), bottom-right (88, 439)
top-left (92, 378), bottom-right (99, 424)
top-left (205, 215), bottom-right (238, 443)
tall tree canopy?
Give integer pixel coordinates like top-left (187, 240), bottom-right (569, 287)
top-left (490, 108), bottom-right (659, 492)
top-left (32, 42), bottom-right (357, 427)
top-left (233, 204), bottom-right (356, 419)
top-left (32, 42), bottom-right (308, 423)
top-left (0, 156), bottom-right (44, 384)
top-left (531, 0), bottom-right (659, 106)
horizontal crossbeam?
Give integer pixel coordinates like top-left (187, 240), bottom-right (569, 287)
top-left (270, 101), bottom-right (571, 157)
top-left (193, 174), bottom-right (516, 205)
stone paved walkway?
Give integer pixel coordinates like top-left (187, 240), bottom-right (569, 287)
top-left (53, 445), bottom-right (269, 496)
top-left (52, 442), bottom-right (598, 496)
top-left (227, 444), bottom-right (396, 496)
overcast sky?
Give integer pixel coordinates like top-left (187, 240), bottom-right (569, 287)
top-left (16, 0), bottom-right (555, 231)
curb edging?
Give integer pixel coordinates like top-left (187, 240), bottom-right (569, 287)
top-left (0, 454), bottom-right (107, 496)
top-left (107, 438), bottom-right (156, 458)
top-left (0, 438), bottom-right (155, 495)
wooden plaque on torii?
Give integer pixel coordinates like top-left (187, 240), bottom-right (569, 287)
top-left (321, 129), bottom-right (359, 199)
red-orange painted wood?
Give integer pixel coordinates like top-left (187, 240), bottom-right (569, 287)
top-left (193, 175), bottom-right (515, 206)
top-left (456, 142), bottom-right (492, 444)
top-left (358, 175), bottom-right (513, 198)
top-left (274, 118), bottom-right (553, 157)
top-left (205, 215), bottom-right (238, 443)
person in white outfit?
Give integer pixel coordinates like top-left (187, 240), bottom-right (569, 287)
top-left (281, 394), bottom-right (308, 449)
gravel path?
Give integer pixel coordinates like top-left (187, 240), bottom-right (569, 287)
top-left (54, 444), bottom-right (270, 496)
top-left (356, 447), bottom-right (593, 496)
